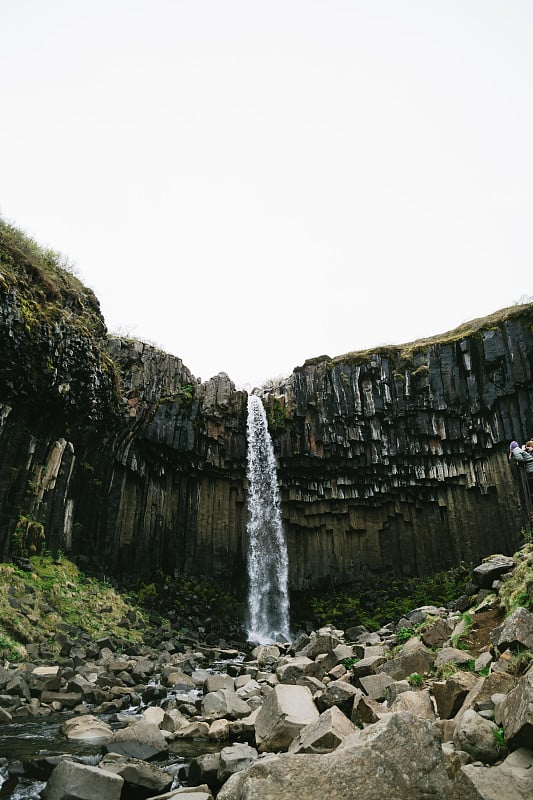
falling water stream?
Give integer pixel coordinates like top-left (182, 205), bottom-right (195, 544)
top-left (246, 394), bottom-right (290, 643)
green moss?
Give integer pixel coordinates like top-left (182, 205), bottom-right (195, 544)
top-left (11, 515), bottom-right (45, 557)
top-left (264, 396), bottom-right (287, 430)
top-left (499, 544), bottom-right (533, 613)
top-left (0, 556), bottom-right (148, 658)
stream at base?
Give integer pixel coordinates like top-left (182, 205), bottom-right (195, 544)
top-left (0, 660), bottom-right (240, 799)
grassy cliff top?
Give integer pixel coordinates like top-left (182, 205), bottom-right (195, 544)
top-left (0, 218), bottom-right (106, 338)
top-left (301, 302), bottom-right (533, 370)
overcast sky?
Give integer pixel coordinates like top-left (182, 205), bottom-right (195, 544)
top-left (1, 1), bottom-right (531, 388)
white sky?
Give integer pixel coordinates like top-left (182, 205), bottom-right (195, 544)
top-left (1, 1), bottom-right (531, 389)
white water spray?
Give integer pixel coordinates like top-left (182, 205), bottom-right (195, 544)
top-left (246, 394), bottom-right (291, 643)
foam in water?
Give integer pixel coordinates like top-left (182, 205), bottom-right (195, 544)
top-left (246, 394), bottom-right (290, 644)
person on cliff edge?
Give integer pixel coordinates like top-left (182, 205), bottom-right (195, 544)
top-left (509, 440), bottom-right (533, 520)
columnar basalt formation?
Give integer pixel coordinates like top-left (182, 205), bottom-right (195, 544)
top-left (0, 223), bottom-right (532, 590)
top-left (261, 312), bottom-right (533, 588)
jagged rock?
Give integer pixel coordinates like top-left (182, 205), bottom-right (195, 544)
top-left (188, 752), bottom-right (222, 790)
top-left (252, 645), bottom-right (281, 667)
top-left (218, 711), bottom-right (452, 800)
top-left (107, 721), bottom-right (169, 760)
top-left (421, 617), bottom-right (454, 647)
top-left (60, 714), bottom-right (113, 743)
top-left (216, 743), bottom-right (259, 784)
top-left (161, 709), bottom-right (190, 733)
top-left (377, 645), bottom-right (435, 681)
top-left (431, 671), bottom-right (479, 719)
top-left (358, 672), bottom-right (394, 700)
top-left (44, 760), bottom-right (124, 800)
top-left (298, 630), bottom-right (342, 659)
top-left (434, 647), bottom-right (475, 668)
top-left (473, 556), bottom-right (516, 588)
top-left (200, 689), bottom-right (252, 720)
top-left (490, 607), bottom-right (533, 652)
top-left (204, 674), bottom-right (235, 693)
top-left (288, 706), bottom-right (357, 754)
top-left (275, 657), bottom-right (313, 684)
top-left (314, 678), bottom-right (360, 715)
top-left (390, 689), bottom-right (435, 720)
top-left (451, 747), bottom-right (533, 799)
top-left (254, 684), bottom-right (319, 752)
top-left (351, 693), bottom-right (386, 726)
top-left (494, 668), bottom-right (533, 749)
top-left (208, 718), bottom-right (231, 740)
top-left (98, 752), bottom-right (173, 794)
top-left (453, 709), bottom-right (506, 764)
top-left (173, 721), bottom-right (210, 739)
top-left (351, 654), bottom-right (387, 679)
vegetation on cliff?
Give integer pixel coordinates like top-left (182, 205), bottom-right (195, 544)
top-left (0, 217), bottom-right (120, 424)
top-left (0, 554), bottom-right (247, 663)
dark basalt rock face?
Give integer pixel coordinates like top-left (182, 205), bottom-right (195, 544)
top-left (0, 223), bottom-right (532, 590)
top-left (261, 313), bottom-right (533, 588)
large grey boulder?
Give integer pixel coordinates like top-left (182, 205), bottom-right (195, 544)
top-left (297, 629), bottom-right (342, 659)
top-left (376, 644), bottom-right (434, 681)
top-left (275, 657), bottom-right (313, 684)
top-left (98, 752), bottom-right (173, 794)
top-left (254, 684), bottom-right (319, 752)
top-left (288, 706), bottom-right (356, 754)
top-left (431, 671), bottom-right (479, 719)
top-left (390, 689), bottom-right (435, 720)
top-left (490, 607), bottom-right (533, 653)
top-left (315, 677), bottom-right (360, 714)
top-left (453, 709), bottom-right (506, 764)
top-left (218, 711), bottom-right (452, 800)
top-left (472, 556), bottom-right (515, 588)
top-left (201, 689), bottom-right (251, 719)
top-left (451, 747), bottom-right (533, 799)
top-left (60, 714), bottom-right (113, 743)
top-left (43, 760), bottom-right (123, 800)
top-left (495, 668), bottom-right (533, 749)
top-left (216, 743), bottom-right (259, 784)
top-left (107, 721), bottom-right (169, 760)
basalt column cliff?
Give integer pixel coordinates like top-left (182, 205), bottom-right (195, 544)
top-left (0, 222), bottom-right (531, 590)
top-left (262, 316), bottom-right (532, 588)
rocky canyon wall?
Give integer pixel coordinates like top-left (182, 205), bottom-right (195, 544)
top-left (1, 223), bottom-right (532, 591)
top-left (262, 313), bottom-right (533, 588)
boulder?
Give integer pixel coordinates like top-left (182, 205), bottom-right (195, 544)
top-left (377, 645), bottom-right (434, 681)
top-left (390, 689), bottom-right (435, 720)
top-left (254, 684), bottom-right (319, 752)
top-left (201, 689), bottom-right (251, 720)
top-left (472, 556), bottom-right (515, 588)
top-left (453, 709), bottom-right (506, 764)
top-left (490, 607), bottom-right (533, 653)
top-left (358, 672), bottom-right (393, 700)
top-left (315, 678), bottom-right (359, 715)
top-left (98, 752), bottom-right (173, 794)
top-left (451, 747), bottom-right (533, 799)
top-left (44, 760), bottom-right (123, 800)
top-left (275, 657), bottom-right (313, 684)
top-left (494, 668), bottom-right (533, 749)
top-left (107, 721), bottom-right (169, 760)
top-left (288, 706), bottom-right (357, 754)
top-left (60, 714), bottom-right (113, 743)
top-left (218, 711), bottom-right (452, 800)
top-left (217, 743), bottom-right (259, 784)
top-left (431, 671), bottom-right (479, 719)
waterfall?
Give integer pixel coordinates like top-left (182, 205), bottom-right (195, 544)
top-left (246, 393), bottom-right (291, 644)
